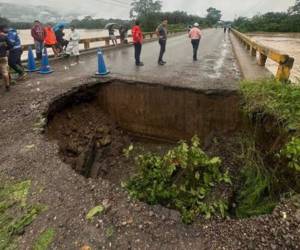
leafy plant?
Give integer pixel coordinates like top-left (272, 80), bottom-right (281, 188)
top-left (280, 137), bottom-right (300, 172)
top-left (125, 136), bottom-right (231, 223)
top-left (86, 205), bottom-right (105, 221)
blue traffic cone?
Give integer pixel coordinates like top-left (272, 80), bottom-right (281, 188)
top-left (39, 47), bottom-right (54, 74)
top-left (26, 46), bottom-right (38, 72)
top-left (96, 49), bottom-right (110, 76)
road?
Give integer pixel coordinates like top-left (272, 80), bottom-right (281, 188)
top-left (27, 29), bottom-right (240, 91)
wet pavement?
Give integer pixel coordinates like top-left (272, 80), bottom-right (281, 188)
top-left (29, 29), bottom-right (240, 91)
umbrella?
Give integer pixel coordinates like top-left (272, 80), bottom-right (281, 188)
top-left (105, 23), bottom-right (119, 30)
top-left (53, 22), bottom-right (67, 32)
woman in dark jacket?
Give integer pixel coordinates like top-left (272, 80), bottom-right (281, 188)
top-left (55, 25), bottom-right (68, 53)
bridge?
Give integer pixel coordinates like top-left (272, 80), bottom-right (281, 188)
top-left (0, 28), bottom-right (297, 249)
top-left (18, 27), bottom-right (294, 90)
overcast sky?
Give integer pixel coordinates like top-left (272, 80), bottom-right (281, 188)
top-left (0, 0), bottom-right (296, 20)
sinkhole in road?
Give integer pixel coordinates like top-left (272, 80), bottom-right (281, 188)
top-left (46, 79), bottom-right (289, 221)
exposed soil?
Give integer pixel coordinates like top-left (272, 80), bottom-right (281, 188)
top-left (0, 74), bottom-right (299, 249)
top-left (46, 99), bottom-right (241, 209)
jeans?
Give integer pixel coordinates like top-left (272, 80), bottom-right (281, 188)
top-left (34, 40), bottom-right (44, 60)
top-left (134, 42), bottom-right (142, 64)
top-left (8, 49), bottom-right (24, 75)
top-left (191, 39), bottom-right (200, 60)
top-left (158, 39), bottom-right (166, 62)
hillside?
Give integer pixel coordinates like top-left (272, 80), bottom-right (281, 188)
top-left (0, 3), bottom-right (77, 23)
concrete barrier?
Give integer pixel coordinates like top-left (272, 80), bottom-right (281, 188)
top-left (232, 29), bottom-right (294, 82)
top-left (22, 30), bottom-right (184, 55)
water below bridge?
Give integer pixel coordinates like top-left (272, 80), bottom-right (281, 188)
top-left (249, 32), bottom-right (300, 82)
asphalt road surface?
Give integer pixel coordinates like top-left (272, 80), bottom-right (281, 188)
top-left (30, 28), bottom-right (240, 91)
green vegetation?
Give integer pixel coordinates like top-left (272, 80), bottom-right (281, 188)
top-left (241, 79), bottom-right (300, 131)
top-left (233, 1), bottom-right (300, 32)
top-left (235, 137), bottom-right (277, 218)
top-left (128, 0), bottom-right (218, 31)
top-left (0, 180), bottom-right (45, 249)
top-left (239, 79), bottom-right (300, 202)
top-left (125, 136), bottom-right (232, 224)
top-left (33, 228), bottom-right (55, 250)
top-left (1, 0), bottom-right (221, 32)
top-left (86, 205), bottom-right (105, 221)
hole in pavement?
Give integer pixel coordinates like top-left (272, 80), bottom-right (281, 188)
top-left (45, 79), bottom-right (293, 221)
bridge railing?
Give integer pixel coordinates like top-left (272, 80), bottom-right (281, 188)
top-left (232, 28), bottom-right (294, 82)
top-left (22, 30), bottom-right (183, 53)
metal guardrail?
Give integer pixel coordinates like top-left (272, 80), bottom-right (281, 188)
top-left (232, 28), bottom-right (294, 82)
top-left (22, 30), bottom-right (183, 52)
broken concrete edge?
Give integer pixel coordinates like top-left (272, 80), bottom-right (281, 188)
top-left (229, 33), bottom-right (273, 81)
top-left (40, 75), bottom-right (240, 133)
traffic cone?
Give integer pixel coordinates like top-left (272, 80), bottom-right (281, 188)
top-left (26, 46), bottom-right (38, 72)
top-left (39, 47), bottom-right (54, 74)
top-left (95, 49), bottom-right (110, 76)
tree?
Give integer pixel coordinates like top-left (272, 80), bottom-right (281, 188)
top-left (206, 7), bottom-right (222, 26)
top-left (130, 0), bottom-right (162, 18)
top-left (0, 16), bottom-right (10, 26)
top-left (288, 0), bottom-right (300, 15)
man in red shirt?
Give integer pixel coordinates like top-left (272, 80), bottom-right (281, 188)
top-left (131, 20), bottom-right (144, 66)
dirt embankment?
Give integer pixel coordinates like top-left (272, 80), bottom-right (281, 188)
top-left (1, 76), bottom-right (299, 249)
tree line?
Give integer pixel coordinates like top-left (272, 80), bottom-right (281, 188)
top-left (233, 0), bottom-right (300, 32)
top-left (0, 0), bottom-right (223, 32)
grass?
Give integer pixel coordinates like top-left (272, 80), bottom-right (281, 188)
top-left (241, 79), bottom-right (300, 131)
top-left (33, 228), bottom-right (55, 250)
top-left (237, 79), bottom-right (300, 217)
top-left (0, 180), bottom-right (46, 249)
top-left (235, 137), bottom-right (277, 218)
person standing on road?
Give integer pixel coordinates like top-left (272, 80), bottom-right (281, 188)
top-left (189, 23), bottom-right (202, 61)
top-left (132, 20), bottom-right (144, 67)
top-left (65, 26), bottom-right (80, 64)
top-left (156, 18), bottom-right (168, 65)
top-left (31, 20), bottom-right (45, 60)
top-left (109, 27), bottom-right (118, 46)
top-left (44, 24), bottom-right (59, 57)
top-left (0, 25), bottom-right (11, 91)
top-left (55, 25), bottom-right (68, 54)
top-left (7, 27), bottom-right (27, 80)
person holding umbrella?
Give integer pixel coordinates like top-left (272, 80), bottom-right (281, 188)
top-left (105, 23), bottom-right (118, 46)
top-left (132, 20), bottom-right (144, 66)
top-left (54, 23), bottom-right (68, 54)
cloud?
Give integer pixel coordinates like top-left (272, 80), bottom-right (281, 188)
top-left (0, 0), bottom-right (295, 20)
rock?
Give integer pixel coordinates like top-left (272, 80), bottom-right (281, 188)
top-left (97, 126), bottom-right (110, 134)
top-left (100, 135), bottom-right (112, 147)
top-left (81, 246), bottom-right (91, 250)
top-left (295, 209), bottom-right (300, 223)
top-left (271, 244), bottom-right (277, 250)
top-left (168, 210), bottom-right (181, 222)
top-left (149, 211), bottom-right (154, 217)
top-left (102, 199), bottom-right (111, 211)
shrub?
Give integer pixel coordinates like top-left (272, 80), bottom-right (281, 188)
top-left (124, 136), bottom-right (232, 223)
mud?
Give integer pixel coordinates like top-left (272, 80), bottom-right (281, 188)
top-left (46, 79), bottom-right (242, 184)
top-left (0, 73), bottom-right (299, 249)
